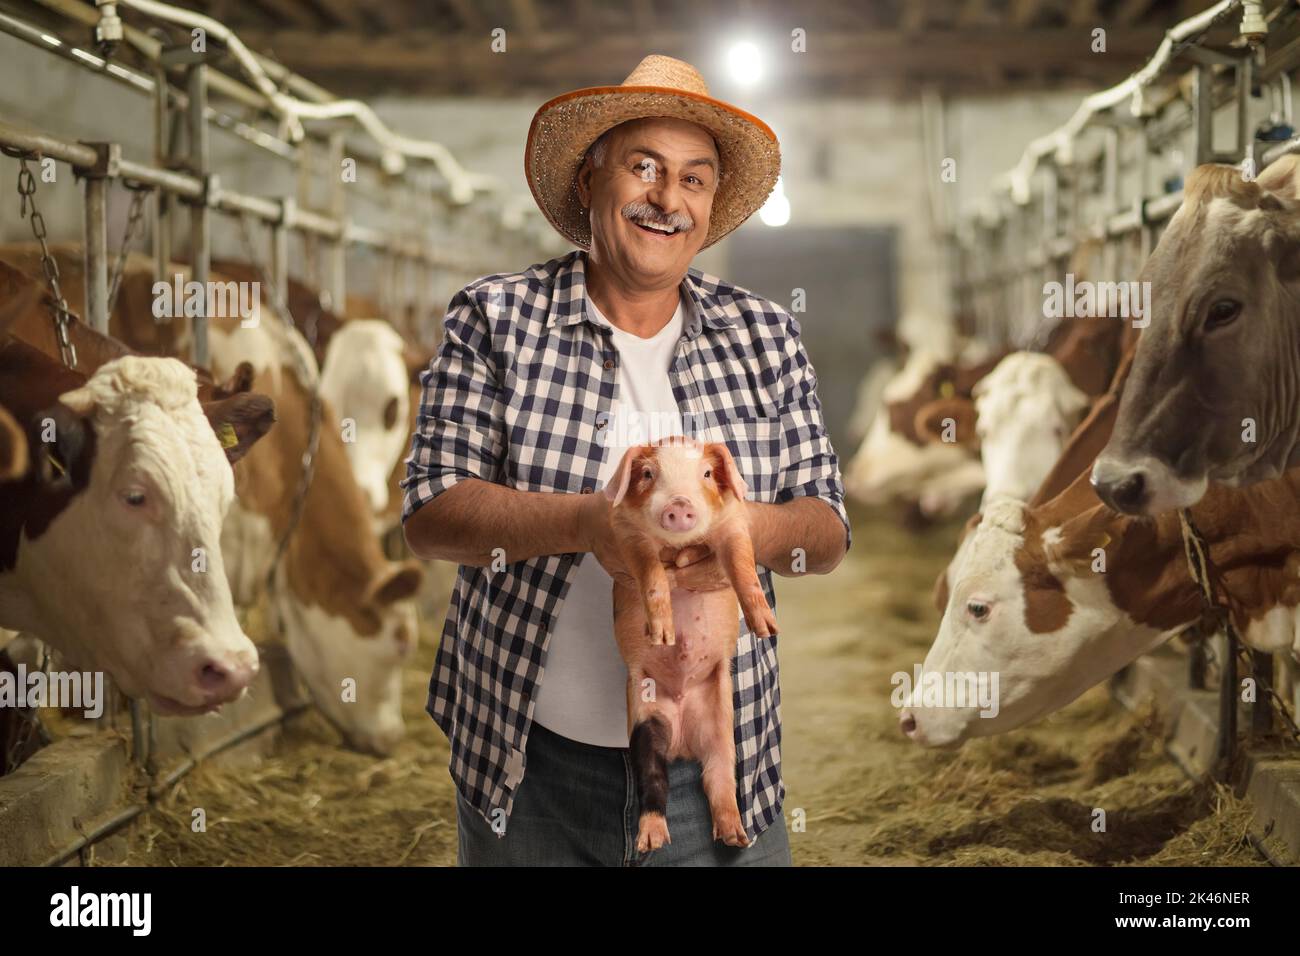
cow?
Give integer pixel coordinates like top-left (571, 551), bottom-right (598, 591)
top-left (1094, 158), bottom-right (1300, 515)
top-left (6, 251), bottom-right (424, 752)
top-left (967, 352), bottom-right (1090, 506)
top-left (0, 334), bottom-right (266, 716)
top-left (211, 261), bottom-right (430, 531)
top-left (319, 320), bottom-right (411, 522)
top-left (844, 348), bottom-right (1000, 517)
top-left (205, 307), bottom-right (425, 755)
top-left (903, 349), bottom-right (1300, 748)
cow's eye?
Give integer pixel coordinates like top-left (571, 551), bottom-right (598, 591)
top-left (122, 489), bottom-right (147, 508)
top-left (1205, 299), bottom-right (1241, 330)
top-left (966, 600), bottom-right (990, 622)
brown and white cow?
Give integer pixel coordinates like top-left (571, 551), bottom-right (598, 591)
top-left (205, 306), bottom-right (424, 755)
top-left (0, 336), bottom-right (265, 715)
top-left (904, 334), bottom-right (1300, 746)
top-left (1094, 158), bottom-right (1300, 515)
top-left (845, 348), bottom-right (1002, 517)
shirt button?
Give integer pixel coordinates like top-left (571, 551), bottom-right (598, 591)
top-left (603, 358), bottom-right (614, 370)
top-left (580, 486), bottom-right (593, 494)
top-left (596, 419), bottom-right (606, 430)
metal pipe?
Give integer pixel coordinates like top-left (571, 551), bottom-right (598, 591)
top-left (187, 62), bottom-right (209, 368)
top-left (82, 175), bottom-right (109, 332)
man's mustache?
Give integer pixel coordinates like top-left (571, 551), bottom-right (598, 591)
top-left (622, 201), bottom-right (694, 232)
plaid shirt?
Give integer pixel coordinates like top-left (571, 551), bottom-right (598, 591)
top-left (402, 250), bottom-right (850, 844)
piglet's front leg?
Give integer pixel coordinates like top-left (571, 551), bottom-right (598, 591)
top-left (617, 531), bottom-right (676, 646)
top-left (715, 524), bottom-right (778, 639)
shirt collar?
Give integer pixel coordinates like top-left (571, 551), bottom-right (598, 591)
top-left (547, 250), bottom-right (737, 339)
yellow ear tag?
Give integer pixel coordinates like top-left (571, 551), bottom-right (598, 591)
top-left (217, 423), bottom-right (239, 450)
top-left (939, 381), bottom-right (955, 399)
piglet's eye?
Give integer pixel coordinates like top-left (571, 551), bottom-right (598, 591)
top-left (641, 468), bottom-right (654, 480)
top-left (704, 468), bottom-right (712, 479)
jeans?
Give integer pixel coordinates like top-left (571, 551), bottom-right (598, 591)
top-left (455, 720), bottom-right (792, 866)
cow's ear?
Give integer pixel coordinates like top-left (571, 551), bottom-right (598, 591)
top-left (1257, 154), bottom-right (1300, 202)
top-left (202, 392), bottom-right (276, 465)
top-left (1042, 504), bottom-right (1116, 574)
top-left (705, 441), bottom-right (748, 502)
top-left (0, 406), bottom-right (29, 481)
top-left (367, 560), bottom-right (423, 607)
top-left (221, 362), bottom-right (256, 397)
top-left (33, 404), bottom-right (94, 490)
top-left (914, 398), bottom-right (978, 449)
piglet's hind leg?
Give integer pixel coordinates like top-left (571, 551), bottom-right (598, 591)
top-left (693, 662), bottom-right (748, 847)
top-left (630, 713), bottom-right (673, 853)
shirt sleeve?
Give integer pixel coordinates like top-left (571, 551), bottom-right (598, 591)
top-left (401, 289), bottom-right (506, 522)
top-left (774, 309), bottom-right (852, 552)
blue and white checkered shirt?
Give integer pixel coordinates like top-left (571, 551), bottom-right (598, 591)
top-left (402, 250), bottom-right (850, 843)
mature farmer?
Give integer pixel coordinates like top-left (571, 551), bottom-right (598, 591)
top-left (403, 54), bottom-right (850, 866)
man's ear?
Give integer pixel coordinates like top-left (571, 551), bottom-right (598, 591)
top-left (575, 154), bottom-right (596, 209)
top-left (706, 442), bottom-right (748, 502)
top-left (602, 445), bottom-right (642, 507)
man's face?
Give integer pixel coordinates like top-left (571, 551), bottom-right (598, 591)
top-left (576, 117), bottom-right (720, 288)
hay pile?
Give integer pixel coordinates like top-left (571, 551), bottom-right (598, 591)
top-left (776, 504), bottom-right (1265, 867)
top-left (107, 506), bottom-right (1265, 867)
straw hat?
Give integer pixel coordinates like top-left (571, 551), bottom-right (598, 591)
top-left (525, 54), bottom-right (781, 250)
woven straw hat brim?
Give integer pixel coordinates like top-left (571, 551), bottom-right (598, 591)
top-left (526, 85), bottom-right (781, 251)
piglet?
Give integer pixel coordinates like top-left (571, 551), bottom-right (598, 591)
top-left (603, 436), bottom-right (778, 853)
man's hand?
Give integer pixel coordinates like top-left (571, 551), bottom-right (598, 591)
top-left (661, 543), bottom-right (730, 593)
top-left (577, 492), bottom-right (636, 587)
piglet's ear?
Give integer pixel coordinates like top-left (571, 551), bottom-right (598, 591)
top-left (602, 446), bottom-right (641, 507)
top-left (707, 442), bottom-right (748, 502)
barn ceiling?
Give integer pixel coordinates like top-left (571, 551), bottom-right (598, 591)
top-left (5, 0), bottom-right (1284, 97)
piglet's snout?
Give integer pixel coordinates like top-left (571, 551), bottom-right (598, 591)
top-left (660, 495), bottom-right (698, 533)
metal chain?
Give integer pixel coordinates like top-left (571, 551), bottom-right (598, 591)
top-left (1178, 509), bottom-right (1300, 744)
top-left (107, 184), bottom-right (152, 318)
top-left (234, 212), bottom-right (323, 603)
top-left (9, 152), bottom-right (77, 368)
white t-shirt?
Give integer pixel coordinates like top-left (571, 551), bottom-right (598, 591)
top-left (531, 292), bottom-right (688, 747)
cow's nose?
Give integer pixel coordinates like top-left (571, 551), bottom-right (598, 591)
top-left (898, 709), bottom-right (918, 738)
top-left (1093, 469), bottom-right (1147, 514)
top-left (195, 655), bottom-right (256, 701)
top-left (660, 496), bottom-right (697, 532)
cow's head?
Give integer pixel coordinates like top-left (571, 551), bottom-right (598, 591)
top-left (845, 349), bottom-right (983, 516)
top-left (973, 352), bottom-right (1089, 505)
top-left (29, 356), bottom-right (262, 715)
top-left (1094, 158), bottom-right (1300, 515)
top-left (273, 557), bottom-right (422, 756)
top-left (899, 495), bottom-right (1143, 747)
top-left (319, 320), bottom-right (411, 517)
